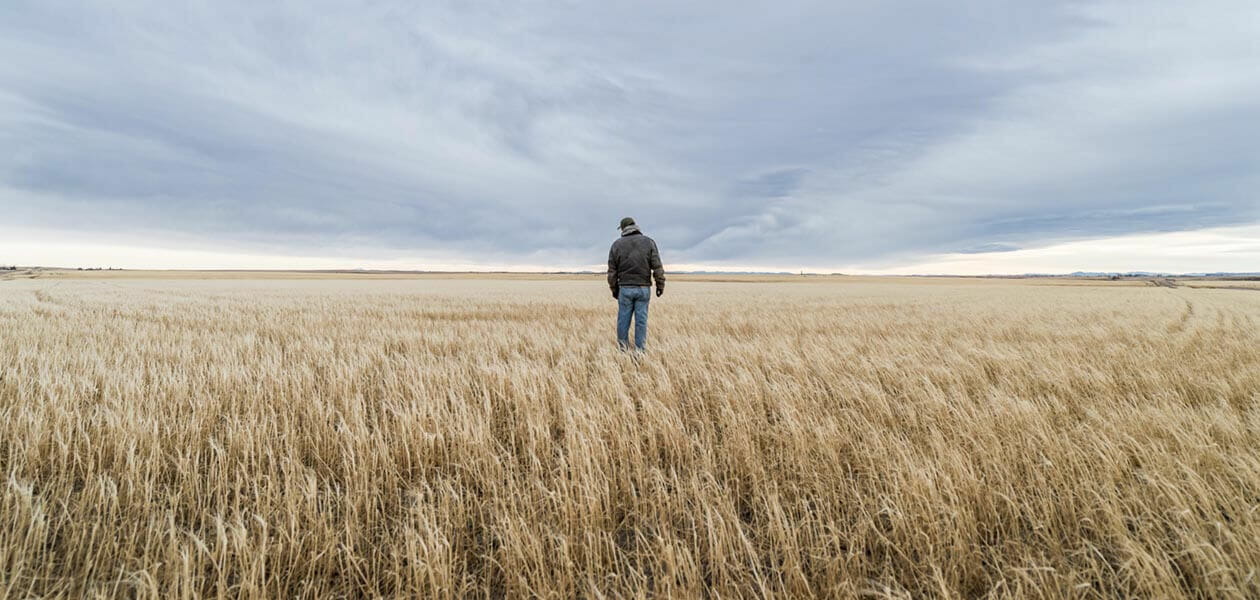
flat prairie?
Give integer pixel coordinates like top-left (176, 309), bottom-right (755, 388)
top-left (1, 273), bottom-right (1257, 598)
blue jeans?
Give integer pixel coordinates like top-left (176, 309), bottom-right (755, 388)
top-left (616, 286), bottom-right (651, 350)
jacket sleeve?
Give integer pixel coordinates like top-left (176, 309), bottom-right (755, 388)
top-left (650, 241), bottom-right (665, 290)
top-left (607, 245), bottom-right (618, 291)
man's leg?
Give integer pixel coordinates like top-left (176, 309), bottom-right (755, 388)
top-left (616, 288), bottom-right (633, 349)
top-left (633, 287), bottom-right (650, 351)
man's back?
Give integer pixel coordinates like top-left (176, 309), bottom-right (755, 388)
top-left (608, 231), bottom-right (665, 290)
top-left (608, 218), bottom-right (664, 351)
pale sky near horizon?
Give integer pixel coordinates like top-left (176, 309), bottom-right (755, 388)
top-left (2, 1), bottom-right (1258, 274)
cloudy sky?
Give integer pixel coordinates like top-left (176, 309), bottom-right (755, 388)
top-left (2, 1), bottom-right (1257, 273)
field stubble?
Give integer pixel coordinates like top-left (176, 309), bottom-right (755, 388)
top-left (1, 276), bottom-right (1258, 598)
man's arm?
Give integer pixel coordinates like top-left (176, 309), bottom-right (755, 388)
top-left (650, 241), bottom-right (665, 295)
top-left (607, 245), bottom-right (619, 298)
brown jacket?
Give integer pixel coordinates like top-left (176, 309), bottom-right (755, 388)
top-left (608, 226), bottom-right (665, 293)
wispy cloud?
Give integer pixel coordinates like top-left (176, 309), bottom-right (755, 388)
top-left (2, 1), bottom-right (1257, 270)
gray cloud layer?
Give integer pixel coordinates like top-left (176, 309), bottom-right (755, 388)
top-left (3, 1), bottom-right (1258, 268)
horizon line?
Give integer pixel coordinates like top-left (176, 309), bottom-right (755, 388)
top-left (7, 266), bottom-right (1259, 279)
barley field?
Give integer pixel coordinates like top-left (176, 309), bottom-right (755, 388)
top-left (1, 273), bottom-right (1258, 599)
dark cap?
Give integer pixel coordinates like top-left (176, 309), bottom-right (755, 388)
top-left (618, 217), bottom-right (635, 229)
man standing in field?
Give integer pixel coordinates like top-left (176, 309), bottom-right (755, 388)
top-left (608, 217), bottom-right (665, 351)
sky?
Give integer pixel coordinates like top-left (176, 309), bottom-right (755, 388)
top-left (2, 1), bottom-right (1257, 274)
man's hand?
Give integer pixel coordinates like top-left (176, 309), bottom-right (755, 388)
top-left (611, 288), bottom-right (619, 299)
top-left (656, 288), bottom-right (664, 298)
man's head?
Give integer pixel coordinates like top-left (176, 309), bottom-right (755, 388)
top-left (618, 217), bottom-right (635, 230)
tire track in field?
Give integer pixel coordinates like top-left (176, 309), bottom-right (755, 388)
top-left (1162, 284), bottom-right (1259, 341)
top-left (1165, 296), bottom-right (1195, 334)
top-left (1148, 279), bottom-right (1236, 337)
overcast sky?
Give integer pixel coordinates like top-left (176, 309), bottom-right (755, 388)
top-left (2, 1), bottom-right (1257, 273)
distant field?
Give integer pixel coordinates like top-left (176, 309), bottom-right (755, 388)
top-left (1180, 279), bottom-right (1260, 291)
top-left (1, 274), bottom-right (1257, 598)
top-left (0, 267), bottom-right (1168, 284)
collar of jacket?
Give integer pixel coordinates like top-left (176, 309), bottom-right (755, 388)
top-left (620, 225), bottom-right (641, 236)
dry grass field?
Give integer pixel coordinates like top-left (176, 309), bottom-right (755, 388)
top-left (1180, 280), bottom-right (1260, 291)
top-left (1, 273), bottom-right (1258, 598)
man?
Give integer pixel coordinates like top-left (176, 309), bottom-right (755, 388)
top-left (608, 217), bottom-right (665, 351)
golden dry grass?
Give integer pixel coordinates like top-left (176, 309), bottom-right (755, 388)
top-left (1, 275), bottom-right (1258, 598)
top-left (1180, 280), bottom-right (1260, 291)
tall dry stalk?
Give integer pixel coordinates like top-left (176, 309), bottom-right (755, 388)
top-left (0, 276), bottom-right (1257, 598)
